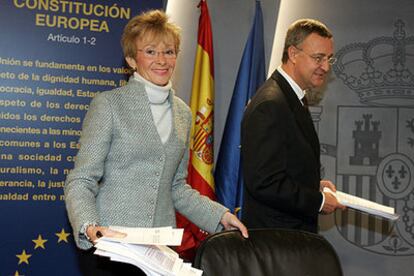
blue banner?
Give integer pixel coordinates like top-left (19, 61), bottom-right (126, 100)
top-left (215, 0), bottom-right (266, 218)
top-left (0, 1), bottom-right (165, 275)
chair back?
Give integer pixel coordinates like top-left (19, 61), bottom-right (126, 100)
top-left (193, 228), bottom-right (343, 276)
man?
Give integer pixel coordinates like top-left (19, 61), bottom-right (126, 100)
top-left (241, 19), bottom-right (345, 233)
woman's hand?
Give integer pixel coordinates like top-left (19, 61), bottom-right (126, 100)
top-left (86, 226), bottom-right (127, 243)
top-left (220, 212), bottom-right (249, 238)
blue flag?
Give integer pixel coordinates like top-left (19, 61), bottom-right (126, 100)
top-left (215, 0), bottom-right (266, 218)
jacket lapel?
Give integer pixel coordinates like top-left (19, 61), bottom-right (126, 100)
top-left (271, 71), bottom-right (320, 162)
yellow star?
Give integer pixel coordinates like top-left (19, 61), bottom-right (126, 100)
top-left (16, 249), bottom-right (31, 265)
top-left (55, 228), bottom-right (70, 243)
top-left (14, 271), bottom-right (22, 276)
top-left (32, 234), bottom-right (48, 249)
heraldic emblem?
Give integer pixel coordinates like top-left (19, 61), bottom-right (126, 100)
top-left (331, 19), bottom-right (414, 256)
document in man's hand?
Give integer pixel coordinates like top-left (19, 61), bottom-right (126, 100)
top-left (323, 188), bottom-right (399, 220)
top-left (94, 226), bottom-right (202, 276)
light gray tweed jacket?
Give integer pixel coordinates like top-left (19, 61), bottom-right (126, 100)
top-left (64, 78), bottom-right (227, 249)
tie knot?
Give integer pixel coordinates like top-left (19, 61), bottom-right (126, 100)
top-left (302, 96), bottom-right (309, 108)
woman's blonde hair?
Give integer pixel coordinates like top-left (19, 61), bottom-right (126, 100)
top-left (121, 10), bottom-right (181, 59)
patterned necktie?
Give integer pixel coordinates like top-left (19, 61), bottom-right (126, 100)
top-left (302, 96), bottom-right (309, 110)
top-left (302, 96), bottom-right (314, 122)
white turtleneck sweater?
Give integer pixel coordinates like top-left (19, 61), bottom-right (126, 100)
top-left (133, 72), bottom-right (172, 144)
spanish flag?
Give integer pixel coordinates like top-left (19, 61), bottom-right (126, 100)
top-left (175, 0), bottom-right (215, 261)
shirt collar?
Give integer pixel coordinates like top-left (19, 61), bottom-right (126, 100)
top-left (277, 66), bottom-right (306, 105)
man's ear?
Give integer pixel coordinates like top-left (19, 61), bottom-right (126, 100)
top-left (288, 46), bottom-right (299, 64)
top-left (125, 57), bottom-right (137, 71)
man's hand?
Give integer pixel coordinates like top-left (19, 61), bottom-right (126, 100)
top-left (321, 192), bottom-right (345, 214)
top-left (320, 179), bottom-right (336, 192)
top-left (320, 180), bottom-right (346, 214)
top-left (220, 212), bottom-right (249, 238)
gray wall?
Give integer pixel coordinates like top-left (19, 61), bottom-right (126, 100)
top-left (168, 0), bottom-right (279, 156)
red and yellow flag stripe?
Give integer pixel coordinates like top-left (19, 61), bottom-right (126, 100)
top-left (175, 0), bottom-right (215, 261)
top-left (187, 0), bottom-right (215, 199)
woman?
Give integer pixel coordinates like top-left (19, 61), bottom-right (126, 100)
top-left (64, 9), bottom-right (248, 275)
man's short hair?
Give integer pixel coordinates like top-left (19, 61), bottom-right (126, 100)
top-left (281, 19), bottom-right (332, 63)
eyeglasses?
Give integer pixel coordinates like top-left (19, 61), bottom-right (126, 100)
top-left (137, 48), bottom-right (177, 59)
top-left (295, 46), bottom-right (337, 65)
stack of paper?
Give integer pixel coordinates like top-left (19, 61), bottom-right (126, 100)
top-left (323, 188), bottom-right (399, 220)
top-left (94, 226), bottom-right (202, 276)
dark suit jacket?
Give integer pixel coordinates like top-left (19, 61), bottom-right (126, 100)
top-left (241, 70), bottom-right (323, 233)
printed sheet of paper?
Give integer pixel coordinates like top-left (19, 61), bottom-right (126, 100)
top-left (100, 226), bottom-right (183, 246)
top-left (94, 227), bottom-right (202, 276)
top-left (323, 188), bottom-right (399, 220)
top-left (95, 241), bottom-right (181, 275)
